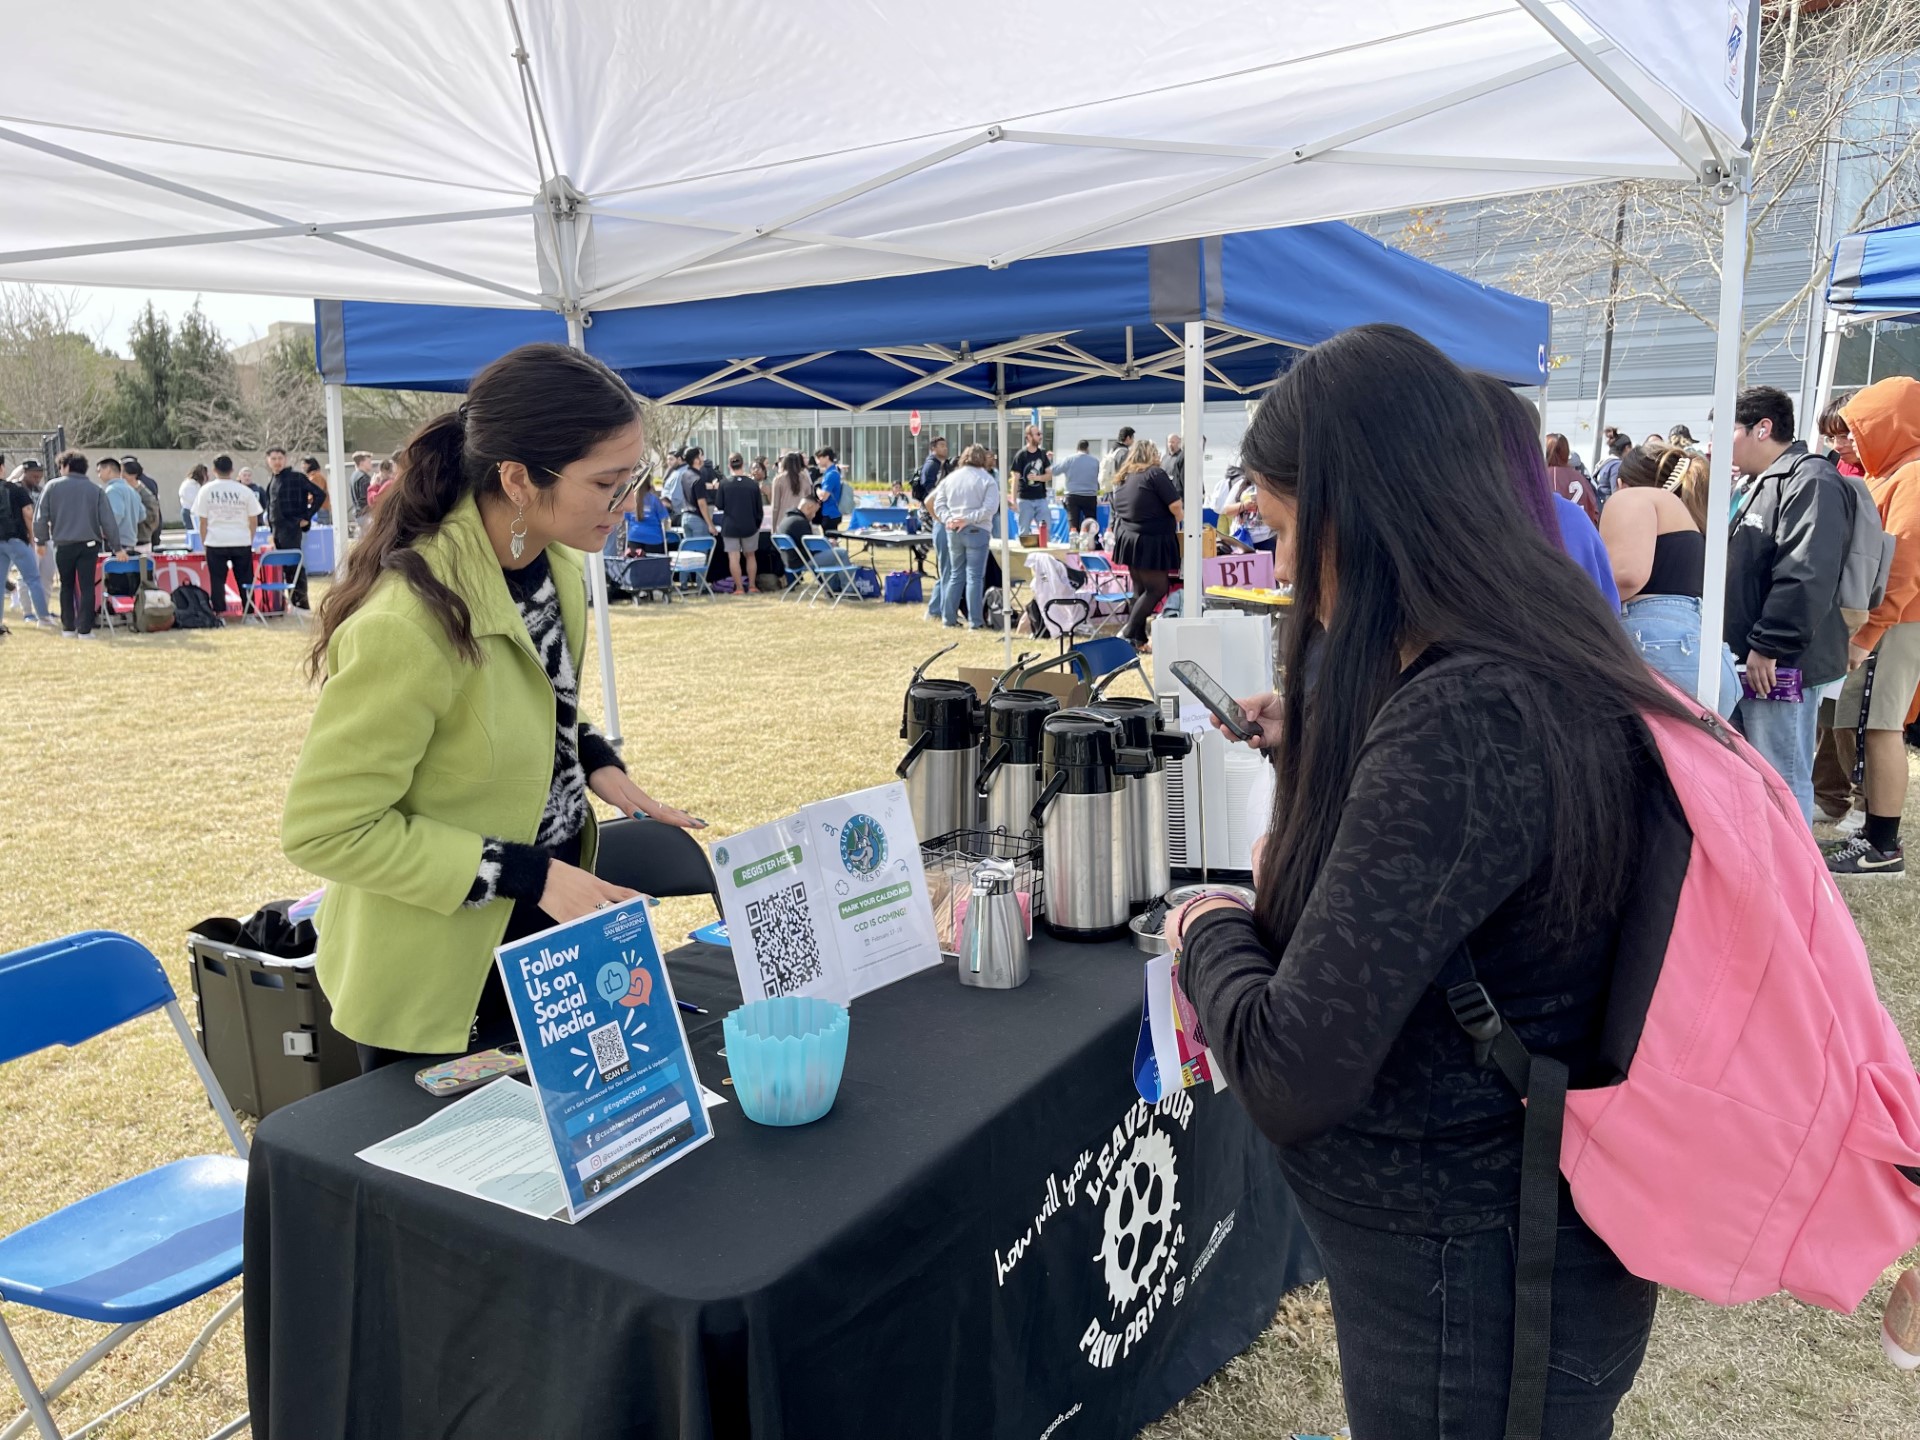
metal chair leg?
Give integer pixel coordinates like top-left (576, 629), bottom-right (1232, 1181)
top-left (0, 1311), bottom-right (68, 1440)
top-left (0, 1292), bottom-right (246, 1440)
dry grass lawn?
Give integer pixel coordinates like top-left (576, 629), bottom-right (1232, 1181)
top-left (3, 586), bottom-right (1919, 1439)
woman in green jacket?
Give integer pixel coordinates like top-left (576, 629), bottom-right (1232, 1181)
top-left (283, 343), bottom-right (702, 1070)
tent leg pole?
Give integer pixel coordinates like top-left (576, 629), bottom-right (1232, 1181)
top-left (324, 382), bottom-right (348, 564)
top-left (568, 310), bottom-right (623, 749)
top-left (1701, 177), bottom-right (1749, 714)
top-left (1180, 322), bottom-right (1205, 613)
top-left (997, 381), bottom-right (1011, 667)
top-left (1811, 311), bottom-right (1841, 438)
top-left (1587, 192), bottom-right (1625, 469)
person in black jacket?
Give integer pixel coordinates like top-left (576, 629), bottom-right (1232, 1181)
top-left (1162, 323), bottom-right (1715, 1440)
top-left (912, 436), bottom-right (950, 502)
top-left (266, 445), bottom-right (325, 608)
top-left (1724, 385), bottom-right (1852, 827)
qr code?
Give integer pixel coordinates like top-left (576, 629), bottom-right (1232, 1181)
top-left (587, 1019), bottom-right (630, 1081)
top-left (745, 881), bottom-right (824, 996)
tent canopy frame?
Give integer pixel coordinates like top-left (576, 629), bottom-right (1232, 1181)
top-left (2, 0), bottom-right (1760, 727)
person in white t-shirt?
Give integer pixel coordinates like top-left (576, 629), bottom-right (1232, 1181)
top-left (192, 454), bottom-right (263, 616)
top-left (179, 464), bottom-right (206, 530)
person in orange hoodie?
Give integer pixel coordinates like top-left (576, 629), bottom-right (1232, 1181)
top-left (1829, 375), bottom-right (1920, 878)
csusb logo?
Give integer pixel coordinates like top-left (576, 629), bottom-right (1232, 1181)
top-left (839, 813), bottom-right (887, 878)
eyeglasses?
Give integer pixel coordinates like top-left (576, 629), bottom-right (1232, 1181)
top-left (536, 465), bottom-right (643, 513)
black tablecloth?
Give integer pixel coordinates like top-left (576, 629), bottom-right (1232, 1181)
top-left (244, 938), bottom-right (1320, 1440)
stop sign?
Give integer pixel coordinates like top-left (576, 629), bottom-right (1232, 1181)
top-left (909, 410), bottom-right (922, 436)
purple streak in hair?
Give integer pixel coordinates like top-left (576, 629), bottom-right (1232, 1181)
top-left (1471, 375), bottom-right (1566, 553)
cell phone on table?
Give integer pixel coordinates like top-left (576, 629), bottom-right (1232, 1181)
top-left (1169, 659), bottom-right (1261, 742)
top-left (415, 1042), bottom-right (525, 1097)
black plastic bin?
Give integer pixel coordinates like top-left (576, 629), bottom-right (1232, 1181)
top-left (187, 933), bottom-right (358, 1117)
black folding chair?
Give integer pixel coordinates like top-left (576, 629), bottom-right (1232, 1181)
top-left (593, 816), bottom-right (720, 915)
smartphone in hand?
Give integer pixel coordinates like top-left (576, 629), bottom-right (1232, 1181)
top-left (1169, 659), bottom-right (1260, 742)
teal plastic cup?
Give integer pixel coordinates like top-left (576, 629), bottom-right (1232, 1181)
top-left (722, 996), bottom-right (850, 1126)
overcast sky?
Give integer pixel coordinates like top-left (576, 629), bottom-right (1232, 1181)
top-left (39, 284), bottom-right (314, 352)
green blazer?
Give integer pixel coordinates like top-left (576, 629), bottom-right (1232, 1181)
top-left (282, 496), bottom-right (598, 1054)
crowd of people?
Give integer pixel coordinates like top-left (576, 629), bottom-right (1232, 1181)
top-left (0, 444), bottom-right (388, 635)
top-left (1557, 380), bottom-right (1920, 883)
top-left (12, 384), bottom-right (1919, 873)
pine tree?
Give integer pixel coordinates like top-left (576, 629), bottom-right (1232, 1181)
top-left (100, 302), bottom-right (173, 445)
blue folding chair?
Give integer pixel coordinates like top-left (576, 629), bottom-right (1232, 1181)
top-left (1066, 635), bottom-right (1141, 684)
top-left (668, 536), bottom-right (715, 599)
top-left (0, 931), bottom-right (249, 1440)
top-left (96, 556), bottom-right (150, 636)
top-left (246, 548), bottom-right (306, 623)
top-left (1077, 552), bottom-right (1135, 606)
top-left (771, 534), bottom-right (817, 601)
top-left (801, 536), bottom-right (865, 607)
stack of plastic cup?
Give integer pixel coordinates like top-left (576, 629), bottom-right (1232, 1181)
top-left (722, 996), bottom-right (850, 1126)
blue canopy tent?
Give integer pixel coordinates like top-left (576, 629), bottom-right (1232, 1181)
top-left (1828, 220), bottom-right (1920, 321)
top-left (318, 221), bottom-right (1548, 730)
top-left (319, 221), bottom-right (1549, 405)
top-left (1815, 220), bottom-right (1920, 422)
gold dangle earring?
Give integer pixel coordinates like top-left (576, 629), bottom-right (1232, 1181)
top-left (509, 500), bottom-right (528, 561)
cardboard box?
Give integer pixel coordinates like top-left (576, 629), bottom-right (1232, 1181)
top-left (959, 665), bottom-right (1091, 709)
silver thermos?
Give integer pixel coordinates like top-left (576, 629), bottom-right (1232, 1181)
top-left (1088, 696), bottom-right (1194, 912)
top-left (1029, 710), bottom-right (1152, 941)
top-left (957, 860), bottom-right (1030, 989)
top-left (897, 645), bottom-right (984, 842)
top-left (976, 688), bottom-right (1060, 838)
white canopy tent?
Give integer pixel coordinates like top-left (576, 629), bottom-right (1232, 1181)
top-left (2, 0), bottom-right (1759, 723)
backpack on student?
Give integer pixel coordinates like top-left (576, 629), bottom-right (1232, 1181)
top-left (1427, 659), bottom-right (1920, 1440)
top-left (1837, 468), bottom-right (1896, 631)
top-left (169, 582), bottom-right (223, 629)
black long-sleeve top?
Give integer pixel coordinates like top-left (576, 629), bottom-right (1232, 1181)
top-left (1179, 656), bottom-right (1625, 1234)
top-left (270, 465), bottom-right (326, 527)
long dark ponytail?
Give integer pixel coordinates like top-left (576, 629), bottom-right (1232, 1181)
top-left (307, 343), bottom-right (637, 678)
top-left (1243, 325), bottom-right (1703, 954)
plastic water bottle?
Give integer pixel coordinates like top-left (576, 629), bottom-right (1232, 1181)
top-left (1882, 1266), bottom-right (1920, 1369)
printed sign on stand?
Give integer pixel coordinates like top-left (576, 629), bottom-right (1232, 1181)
top-left (494, 903), bottom-right (713, 1221)
top-left (710, 781), bottom-right (941, 1005)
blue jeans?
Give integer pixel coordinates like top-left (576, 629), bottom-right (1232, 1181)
top-left (1016, 497), bottom-right (1051, 539)
top-left (942, 525), bottom-right (989, 627)
top-left (925, 522), bottom-right (950, 617)
top-left (1298, 1193), bottom-right (1655, 1440)
top-left (681, 513), bottom-right (712, 540)
top-left (0, 538), bottom-right (48, 619)
top-left (1621, 595), bottom-right (1738, 720)
top-left (1736, 690), bottom-right (1821, 826)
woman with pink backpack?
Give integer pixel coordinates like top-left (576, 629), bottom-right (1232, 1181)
top-left (1164, 325), bottom-right (1920, 1439)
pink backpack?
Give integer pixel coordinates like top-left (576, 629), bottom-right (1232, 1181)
top-left (1441, 681), bottom-right (1920, 1439)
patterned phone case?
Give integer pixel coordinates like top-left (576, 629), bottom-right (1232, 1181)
top-left (415, 1047), bottom-right (526, 1096)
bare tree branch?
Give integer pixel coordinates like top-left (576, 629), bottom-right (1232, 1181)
top-left (1476, 0), bottom-right (1920, 379)
top-left (0, 285), bottom-right (114, 440)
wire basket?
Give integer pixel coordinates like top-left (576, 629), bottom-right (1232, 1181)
top-left (920, 828), bottom-right (1045, 951)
